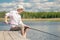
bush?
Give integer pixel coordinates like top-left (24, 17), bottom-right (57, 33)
top-left (0, 11), bottom-right (6, 18)
top-left (0, 11), bottom-right (60, 18)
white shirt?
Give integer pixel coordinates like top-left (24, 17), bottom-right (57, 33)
top-left (5, 10), bottom-right (24, 25)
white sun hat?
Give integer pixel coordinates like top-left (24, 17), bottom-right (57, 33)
top-left (17, 5), bottom-right (24, 9)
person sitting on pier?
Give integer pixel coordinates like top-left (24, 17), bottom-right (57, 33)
top-left (5, 5), bottom-right (29, 38)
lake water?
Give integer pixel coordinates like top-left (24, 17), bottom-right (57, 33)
top-left (0, 21), bottom-right (60, 40)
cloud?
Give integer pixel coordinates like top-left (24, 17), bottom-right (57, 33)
top-left (15, 0), bottom-right (24, 2)
top-left (0, 0), bottom-right (60, 12)
top-left (25, 0), bottom-right (48, 3)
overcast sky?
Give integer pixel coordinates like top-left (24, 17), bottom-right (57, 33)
top-left (0, 0), bottom-right (60, 12)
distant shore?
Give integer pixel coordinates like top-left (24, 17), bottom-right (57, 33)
top-left (0, 18), bottom-right (60, 22)
top-left (22, 18), bottom-right (60, 21)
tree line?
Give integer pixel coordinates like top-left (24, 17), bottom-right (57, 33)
top-left (21, 12), bottom-right (60, 18)
top-left (0, 11), bottom-right (60, 18)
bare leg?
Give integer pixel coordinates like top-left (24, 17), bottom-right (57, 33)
top-left (20, 25), bottom-right (29, 38)
top-left (21, 26), bottom-right (25, 37)
top-left (24, 26), bottom-right (29, 38)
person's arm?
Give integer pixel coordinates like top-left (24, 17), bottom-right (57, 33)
top-left (5, 16), bottom-right (8, 24)
top-left (20, 19), bottom-right (30, 28)
top-left (19, 18), bottom-right (28, 26)
top-left (5, 13), bottom-right (9, 24)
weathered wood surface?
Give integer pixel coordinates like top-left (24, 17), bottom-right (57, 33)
top-left (0, 31), bottom-right (29, 40)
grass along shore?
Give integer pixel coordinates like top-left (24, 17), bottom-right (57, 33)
top-left (0, 18), bottom-right (60, 22)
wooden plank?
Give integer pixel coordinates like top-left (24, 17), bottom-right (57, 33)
top-left (0, 31), bottom-right (30, 40)
top-left (8, 31), bottom-right (25, 40)
top-left (12, 31), bottom-right (22, 38)
top-left (0, 31), bottom-right (4, 40)
top-left (8, 31), bottom-right (30, 40)
top-left (3, 31), bottom-right (13, 40)
top-left (13, 31), bottom-right (30, 40)
top-left (8, 31), bottom-right (17, 40)
top-left (12, 31), bottom-right (25, 40)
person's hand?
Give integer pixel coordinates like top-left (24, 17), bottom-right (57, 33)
top-left (24, 25), bottom-right (30, 32)
top-left (24, 25), bottom-right (30, 29)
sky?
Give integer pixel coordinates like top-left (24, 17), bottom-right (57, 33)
top-left (0, 0), bottom-right (60, 12)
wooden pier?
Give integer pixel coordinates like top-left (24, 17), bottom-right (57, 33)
top-left (0, 31), bottom-right (29, 40)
